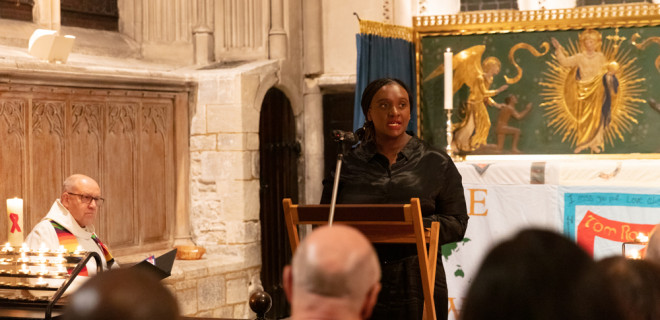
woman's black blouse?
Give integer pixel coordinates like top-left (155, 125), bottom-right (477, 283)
top-left (320, 135), bottom-right (468, 319)
top-left (321, 136), bottom-right (468, 249)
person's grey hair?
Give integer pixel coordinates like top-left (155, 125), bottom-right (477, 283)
top-left (62, 175), bottom-right (80, 193)
top-left (291, 230), bottom-right (380, 300)
top-left (62, 174), bottom-right (95, 193)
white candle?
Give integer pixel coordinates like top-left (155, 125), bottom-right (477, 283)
top-left (444, 48), bottom-right (453, 110)
top-left (6, 198), bottom-right (23, 247)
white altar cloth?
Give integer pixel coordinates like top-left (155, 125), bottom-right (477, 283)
top-left (445, 156), bottom-right (660, 319)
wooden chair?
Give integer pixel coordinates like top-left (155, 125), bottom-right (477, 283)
top-left (282, 198), bottom-right (440, 320)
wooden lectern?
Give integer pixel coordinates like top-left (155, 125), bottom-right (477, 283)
top-left (282, 198), bottom-right (440, 320)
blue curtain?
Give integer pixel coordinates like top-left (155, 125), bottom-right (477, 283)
top-left (353, 31), bottom-right (417, 134)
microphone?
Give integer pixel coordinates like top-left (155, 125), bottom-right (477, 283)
top-left (332, 129), bottom-right (358, 145)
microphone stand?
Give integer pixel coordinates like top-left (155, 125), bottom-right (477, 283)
top-left (328, 135), bottom-right (354, 226)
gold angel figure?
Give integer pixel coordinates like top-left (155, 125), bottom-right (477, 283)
top-left (425, 45), bottom-right (508, 153)
top-left (543, 28), bottom-right (644, 154)
top-left (550, 29), bottom-right (616, 153)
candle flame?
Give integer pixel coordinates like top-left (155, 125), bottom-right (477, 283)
top-left (637, 233), bottom-right (649, 243)
top-left (628, 249), bottom-right (641, 260)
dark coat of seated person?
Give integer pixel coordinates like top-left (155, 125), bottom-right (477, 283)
top-left (460, 228), bottom-right (624, 320)
top-left (62, 268), bottom-right (179, 320)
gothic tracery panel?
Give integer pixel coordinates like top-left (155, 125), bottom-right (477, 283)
top-left (0, 99), bottom-right (26, 238)
top-left (30, 100), bottom-right (66, 227)
top-left (0, 85), bottom-right (178, 255)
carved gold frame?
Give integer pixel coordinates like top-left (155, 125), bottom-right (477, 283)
top-left (413, 3), bottom-right (660, 160)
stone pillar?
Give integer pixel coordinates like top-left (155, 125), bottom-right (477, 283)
top-left (33, 0), bottom-right (61, 30)
top-left (302, 0), bottom-right (323, 76)
top-left (193, 0), bottom-right (214, 65)
top-left (269, 0), bottom-right (287, 59)
top-left (303, 78), bottom-right (324, 205)
top-left (51, 0), bottom-right (60, 30)
top-left (174, 92), bottom-right (194, 246)
top-left (393, 0), bottom-right (413, 27)
top-left (193, 26), bottom-right (214, 65)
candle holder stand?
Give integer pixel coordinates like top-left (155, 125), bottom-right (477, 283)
top-left (622, 240), bottom-right (648, 259)
top-left (446, 108), bottom-right (454, 159)
top-left (0, 247), bottom-right (101, 319)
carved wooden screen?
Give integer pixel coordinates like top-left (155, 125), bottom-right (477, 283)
top-left (60, 0), bottom-right (119, 31)
top-left (0, 83), bottom-right (177, 255)
top-left (0, 0), bottom-right (34, 21)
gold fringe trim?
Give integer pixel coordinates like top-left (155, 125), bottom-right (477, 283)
top-left (414, 3), bottom-right (660, 35)
top-left (360, 20), bottom-right (413, 42)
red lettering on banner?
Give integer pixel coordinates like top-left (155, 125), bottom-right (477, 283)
top-left (448, 297), bottom-right (460, 319)
top-left (576, 210), bottom-right (654, 256)
top-left (468, 189), bottom-right (487, 216)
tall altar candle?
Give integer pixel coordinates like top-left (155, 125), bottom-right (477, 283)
top-left (444, 48), bottom-right (453, 110)
top-left (6, 198), bottom-right (23, 246)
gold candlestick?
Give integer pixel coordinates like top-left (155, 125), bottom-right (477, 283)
top-left (446, 108), bottom-right (453, 158)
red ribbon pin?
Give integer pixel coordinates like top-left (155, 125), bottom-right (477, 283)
top-left (9, 213), bottom-right (21, 233)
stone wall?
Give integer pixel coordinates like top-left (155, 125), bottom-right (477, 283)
top-left (177, 60), bottom-right (280, 316)
top-left (164, 258), bottom-right (261, 318)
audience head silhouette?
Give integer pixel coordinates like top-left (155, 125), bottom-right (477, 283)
top-left (63, 268), bottom-right (179, 320)
top-left (283, 225), bottom-right (381, 320)
top-left (597, 256), bottom-right (660, 320)
top-left (461, 228), bottom-right (623, 320)
top-left (644, 223), bottom-right (660, 264)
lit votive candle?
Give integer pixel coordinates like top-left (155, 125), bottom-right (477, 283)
top-left (38, 264), bottom-right (47, 276)
top-left (19, 243), bottom-right (29, 253)
top-left (57, 264), bottom-right (67, 276)
top-left (57, 264), bottom-right (67, 275)
top-left (38, 243), bottom-right (48, 253)
top-left (35, 277), bottom-right (47, 287)
top-left (74, 245), bottom-right (83, 255)
top-left (57, 245), bottom-right (67, 254)
top-left (18, 252), bottom-right (28, 263)
top-left (2, 242), bottom-right (12, 253)
top-left (18, 264), bottom-right (29, 274)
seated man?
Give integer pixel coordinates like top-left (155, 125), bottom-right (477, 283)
top-left (26, 174), bottom-right (118, 282)
top-left (283, 225), bottom-right (381, 320)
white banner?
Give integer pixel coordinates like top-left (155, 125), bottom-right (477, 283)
top-left (445, 182), bottom-right (660, 320)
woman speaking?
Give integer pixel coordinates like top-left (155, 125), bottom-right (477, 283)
top-left (321, 78), bottom-right (468, 320)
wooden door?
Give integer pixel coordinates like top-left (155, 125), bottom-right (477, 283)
top-left (259, 88), bottom-right (299, 319)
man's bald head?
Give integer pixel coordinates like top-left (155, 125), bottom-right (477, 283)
top-left (285, 225), bottom-right (381, 319)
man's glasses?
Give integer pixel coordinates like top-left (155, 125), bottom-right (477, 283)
top-left (66, 192), bottom-right (104, 205)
